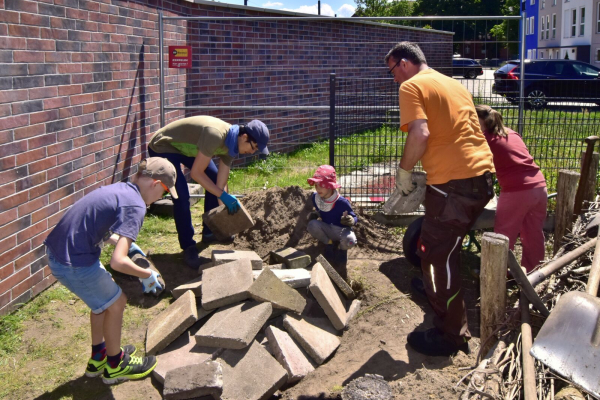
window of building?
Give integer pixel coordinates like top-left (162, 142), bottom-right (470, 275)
top-left (531, 16), bottom-right (535, 35)
top-left (527, 49), bottom-right (532, 59)
top-left (580, 7), bottom-right (585, 35)
top-left (553, 0), bottom-right (556, 5)
top-left (541, 51), bottom-right (544, 58)
top-left (541, 0), bottom-right (545, 8)
top-left (531, 0), bottom-right (535, 5)
top-left (533, 49), bottom-right (537, 59)
top-left (597, 2), bottom-right (600, 33)
top-left (546, 15), bottom-right (550, 38)
top-left (553, 13), bottom-right (557, 37)
top-left (541, 16), bottom-right (546, 39)
top-left (596, 48), bottom-right (600, 62)
top-left (572, 9), bottom-right (577, 36)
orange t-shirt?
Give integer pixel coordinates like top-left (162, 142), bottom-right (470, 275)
top-left (399, 68), bottom-right (495, 185)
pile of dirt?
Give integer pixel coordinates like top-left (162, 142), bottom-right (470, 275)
top-left (236, 186), bottom-right (403, 259)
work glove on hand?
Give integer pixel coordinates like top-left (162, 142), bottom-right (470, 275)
top-left (340, 210), bottom-right (355, 226)
top-left (307, 211), bottom-right (320, 221)
top-left (219, 191), bottom-right (241, 215)
top-left (396, 167), bottom-right (417, 196)
top-left (127, 242), bottom-right (146, 258)
top-left (140, 270), bottom-right (162, 295)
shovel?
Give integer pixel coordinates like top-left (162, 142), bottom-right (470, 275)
top-left (530, 232), bottom-right (600, 398)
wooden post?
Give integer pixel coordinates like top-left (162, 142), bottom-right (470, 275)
top-left (554, 170), bottom-right (580, 254)
top-left (580, 151), bottom-right (599, 205)
top-left (480, 232), bottom-right (509, 356)
top-left (520, 293), bottom-right (537, 400)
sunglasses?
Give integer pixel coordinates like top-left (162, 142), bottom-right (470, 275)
top-left (248, 140), bottom-right (258, 152)
top-left (388, 58), bottom-right (405, 75)
top-left (155, 180), bottom-right (170, 194)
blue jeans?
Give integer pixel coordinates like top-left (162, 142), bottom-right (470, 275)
top-left (148, 149), bottom-right (219, 250)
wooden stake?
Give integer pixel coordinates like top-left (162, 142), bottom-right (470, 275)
top-left (554, 170), bottom-right (580, 254)
top-left (580, 151), bottom-right (599, 206)
top-left (480, 232), bottom-right (508, 356)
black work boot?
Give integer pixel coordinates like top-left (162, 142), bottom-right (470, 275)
top-left (324, 243), bottom-right (336, 266)
top-left (407, 328), bottom-right (470, 357)
top-left (183, 245), bottom-right (202, 270)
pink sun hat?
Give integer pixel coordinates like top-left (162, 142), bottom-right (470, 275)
top-left (307, 165), bottom-right (341, 189)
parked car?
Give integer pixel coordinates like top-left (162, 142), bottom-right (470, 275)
top-left (493, 59), bottom-right (600, 108)
top-left (452, 58), bottom-right (484, 79)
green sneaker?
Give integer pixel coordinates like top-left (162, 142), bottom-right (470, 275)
top-left (102, 353), bottom-right (157, 385)
top-left (85, 344), bottom-right (137, 378)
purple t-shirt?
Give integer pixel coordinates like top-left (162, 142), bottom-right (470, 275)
top-left (45, 182), bottom-right (147, 267)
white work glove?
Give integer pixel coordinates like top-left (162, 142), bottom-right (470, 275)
top-left (140, 270), bottom-right (162, 294)
top-left (396, 168), bottom-right (417, 196)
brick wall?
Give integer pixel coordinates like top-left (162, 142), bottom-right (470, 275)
top-left (0, 0), bottom-right (451, 315)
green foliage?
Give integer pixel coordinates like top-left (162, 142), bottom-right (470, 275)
top-left (246, 152), bottom-right (287, 175)
top-left (354, 0), bottom-right (413, 25)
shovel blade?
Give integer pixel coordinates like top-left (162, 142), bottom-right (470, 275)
top-left (531, 291), bottom-right (600, 398)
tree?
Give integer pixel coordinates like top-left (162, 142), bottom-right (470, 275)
top-left (412, 0), bottom-right (502, 17)
top-left (354, 0), bottom-right (413, 25)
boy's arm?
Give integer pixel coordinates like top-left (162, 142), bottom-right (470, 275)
top-left (110, 236), bottom-right (151, 279)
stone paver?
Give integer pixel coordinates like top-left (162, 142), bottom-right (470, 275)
top-left (212, 249), bottom-right (263, 270)
top-left (263, 264), bottom-right (284, 269)
top-left (270, 247), bottom-right (311, 269)
top-left (265, 325), bottom-right (314, 383)
top-left (346, 299), bottom-right (362, 324)
top-left (309, 263), bottom-right (348, 330)
top-left (153, 332), bottom-right (222, 384)
top-left (217, 340), bottom-right (287, 400)
top-left (316, 255), bottom-right (355, 299)
top-left (252, 268), bottom-right (311, 289)
top-left (163, 361), bottom-right (223, 400)
top-left (146, 290), bottom-right (198, 355)
top-left (172, 275), bottom-right (202, 299)
top-left (201, 259), bottom-right (253, 310)
top-left (203, 203), bottom-right (255, 241)
top-left (195, 301), bottom-right (272, 349)
top-left (149, 183), bottom-right (204, 217)
top-left (283, 314), bottom-right (340, 365)
top-left (248, 268), bottom-right (306, 314)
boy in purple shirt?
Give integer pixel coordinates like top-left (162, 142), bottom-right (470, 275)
top-left (44, 158), bottom-right (177, 385)
top-left (307, 165), bottom-right (358, 278)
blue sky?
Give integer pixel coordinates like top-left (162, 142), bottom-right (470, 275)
top-left (216, 0), bottom-right (358, 17)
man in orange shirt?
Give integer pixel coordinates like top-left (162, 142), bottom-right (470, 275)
top-left (385, 42), bottom-right (495, 357)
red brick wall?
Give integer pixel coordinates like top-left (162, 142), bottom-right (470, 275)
top-left (0, 0), bottom-right (451, 315)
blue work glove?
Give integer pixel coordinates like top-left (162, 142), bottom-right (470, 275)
top-left (128, 242), bottom-right (146, 258)
top-left (139, 270), bottom-right (162, 294)
top-left (219, 191), bottom-right (241, 215)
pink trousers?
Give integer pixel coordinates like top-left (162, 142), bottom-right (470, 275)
top-left (494, 186), bottom-right (548, 272)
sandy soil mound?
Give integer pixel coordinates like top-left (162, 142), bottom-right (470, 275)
top-left (237, 186), bottom-right (403, 259)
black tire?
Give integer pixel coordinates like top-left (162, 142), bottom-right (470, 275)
top-left (465, 69), bottom-right (478, 79)
top-left (526, 88), bottom-right (547, 109)
top-left (402, 216), bottom-right (424, 268)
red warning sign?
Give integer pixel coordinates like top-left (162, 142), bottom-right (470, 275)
top-left (168, 46), bottom-right (192, 68)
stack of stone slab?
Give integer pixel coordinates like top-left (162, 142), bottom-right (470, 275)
top-left (149, 247), bottom-right (360, 400)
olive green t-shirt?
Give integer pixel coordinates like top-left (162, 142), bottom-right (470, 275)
top-left (148, 116), bottom-right (234, 167)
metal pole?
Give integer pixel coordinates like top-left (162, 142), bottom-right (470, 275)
top-left (160, 15), bottom-right (521, 22)
top-left (159, 11), bottom-right (165, 128)
top-left (244, 0), bottom-right (247, 5)
top-left (518, 12), bottom-right (526, 134)
top-left (329, 73), bottom-right (336, 167)
top-left (318, 0), bottom-right (321, 15)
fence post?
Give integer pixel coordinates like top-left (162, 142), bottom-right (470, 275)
top-left (581, 151), bottom-right (599, 205)
top-left (329, 73), bottom-right (336, 168)
top-left (517, 12), bottom-right (526, 134)
top-left (554, 170), bottom-right (580, 254)
top-left (480, 232), bottom-right (509, 356)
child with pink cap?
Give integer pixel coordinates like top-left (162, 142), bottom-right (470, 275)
top-left (307, 165), bottom-right (358, 278)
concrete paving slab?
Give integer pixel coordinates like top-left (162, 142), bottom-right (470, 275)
top-left (316, 255), bottom-right (355, 299)
top-left (270, 247), bottom-right (311, 269)
top-left (202, 203), bottom-right (255, 241)
top-left (217, 340), bottom-right (287, 400)
top-left (346, 299), bottom-right (362, 325)
top-left (263, 264), bottom-right (284, 269)
top-left (212, 249), bottom-right (263, 270)
top-left (283, 314), bottom-right (340, 365)
top-left (153, 332), bottom-right (222, 384)
top-left (146, 290), bottom-right (198, 355)
top-left (163, 361), bottom-right (223, 400)
top-left (248, 268), bottom-right (306, 314)
top-left (195, 301), bottom-right (272, 349)
top-left (149, 184), bottom-right (203, 217)
top-left (309, 263), bottom-right (348, 330)
top-left (265, 325), bottom-right (314, 383)
top-left (172, 275), bottom-right (202, 299)
top-left (201, 259), bottom-right (253, 310)
top-left (252, 268), bottom-right (311, 289)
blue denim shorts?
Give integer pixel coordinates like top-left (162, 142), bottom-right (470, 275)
top-left (47, 248), bottom-right (122, 314)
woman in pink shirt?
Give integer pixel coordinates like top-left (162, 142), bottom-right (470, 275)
top-left (476, 105), bottom-right (548, 272)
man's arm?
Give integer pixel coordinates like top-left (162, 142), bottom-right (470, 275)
top-left (399, 119), bottom-right (430, 170)
top-left (110, 236), bottom-right (151, 279)
top-left (190, 152), bottom-right (226, 197)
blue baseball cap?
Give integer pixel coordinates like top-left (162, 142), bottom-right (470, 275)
top-left (246, 120), bottom-right (269, 155)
